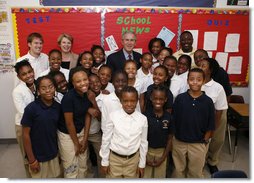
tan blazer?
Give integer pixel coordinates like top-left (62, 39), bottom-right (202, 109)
top-left (69, 52), bottom-right (79, 69)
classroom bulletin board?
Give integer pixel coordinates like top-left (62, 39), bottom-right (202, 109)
top-left (12, 9), bottom-right (101, 58)
top-left (12, 7), bottom-right (249, 87)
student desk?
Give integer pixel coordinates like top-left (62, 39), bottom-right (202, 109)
top-left (227, 103), bottom-right (249, 162)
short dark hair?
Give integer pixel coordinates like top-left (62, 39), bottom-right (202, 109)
top-left (151, 84), bottom-right (168, 97)
top-left (195, 49), bottom-right (209, 58)
top-left (121, 86), bottom-right (138, 100)
top-left (36, 75), bottom-right (56, 91)
top-left (77, 51), bottom-right (93, 66)
top-left (89, 73), bottom-right (100, 80)
top-left (68, 66), bottom-right (88, 89)
top-left (188, 68), bottom-right (205, 80)
top-left (148, 37), bottom-right (165, 53)
top-left (27, 32), bottom-right (44, 43)
top-left (48, 49), bottom-right (62, 58)
top-left (178, 54), bottom-right (192, 70)
top-left (91, 45), bottom-right (105, 55)
top-left (112, 70), bottom-right (128, 83)
top-left (48, 70), bottom-right (65, 80)
top-left (141, 52), bottom-right (153, 59)
top-left (98, 64), bottom-right (112, 74)
top-left (163, 55), bottom-right (177, 65)
top-left (154, 65), bottom-right (170, 87)
top-left (124, 60), bottom-right (137, 69)
top-left (180, 31), bottom-right (193, 39)
top-left (14, 59), bottom-right (32, 74)
top-left (202, 57), bottom-right (220, 77)
top-left (159, 47), bottom-right (173, 56)
top-left (154, 65), bottom-right (169, 78)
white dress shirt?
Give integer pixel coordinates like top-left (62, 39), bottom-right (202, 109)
top-left (17, 52), bottom-right (49, 79)
top-left (201, 79), bottom-right (228, 110)
top-left (101, 92), bottom-right (140, 133)
top-left (12, 81), bottom-right (35, 126)
top-left (101, 92), bottom-right (122, 133)
top-left (100, 108), bottom-right (148, 168)
top-left (39, 67), bottom-right (70, 81)
top-left (133, 77), bottom-right (147, 112)
top-left (89, 93), bottom-right (105, 135)
top-left (104, 82), bottom-right (115, 93)
top-left (136, 68), bottom-right (153, 91)
top-left (177, 71), bottom-right (189, 89)
top-left (170, 73), bottom-right (188, 101)
top-left (123, 49), bottom-right (133, 60)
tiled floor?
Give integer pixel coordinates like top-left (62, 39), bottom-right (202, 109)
top-left (0, 131), bottom-right (249, 179)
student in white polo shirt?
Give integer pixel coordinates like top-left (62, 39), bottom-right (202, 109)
top-left (176, 54), bottom-right (192, 88)
top-left (100, 86), bottom-right (148, 178)
top-left (12, 60), bottom-right (36, 178)
top-left (136, 52), bottom-right (154, 91)
top-left (39, 49), bottom-right (69, 81)
top-left (199, 58), bottom-right (228, 175)
top-left (17, 32), bottom-right (49, 79)
top-left (100, 70), bottom-right (128, 133)
top-left (163, 56), bottom-right (188, 101)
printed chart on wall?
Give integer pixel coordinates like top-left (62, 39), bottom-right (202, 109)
top-left (12, 8), bottom-right (101, 58)
top-left (181, 12), bottom-right (249, 86)
top-left (0, 0), bottom-right (15, 74)
top-left (104, 12), bottom-right (178, 55)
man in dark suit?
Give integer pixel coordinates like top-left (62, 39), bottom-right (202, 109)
top-left (106, 31), bottom-right (142, 75)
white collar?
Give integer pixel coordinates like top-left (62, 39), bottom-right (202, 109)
top-left (27, 51), bottom-right (42, 59)
top-left (204, 79), bottom-right (215, 87)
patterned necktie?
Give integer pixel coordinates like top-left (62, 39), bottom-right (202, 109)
top-left (128, 54), bottom-right (132, 60)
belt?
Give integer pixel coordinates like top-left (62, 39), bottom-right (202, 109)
top-left (111, 151), bottom-right (137, 159)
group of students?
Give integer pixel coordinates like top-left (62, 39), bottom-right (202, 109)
top-left (12, 30), bottom-right (232, 178)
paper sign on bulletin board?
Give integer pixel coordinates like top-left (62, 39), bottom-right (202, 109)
top-left (12, 11), bottom-right (101, 58)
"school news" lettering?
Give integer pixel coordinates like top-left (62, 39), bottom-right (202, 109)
top-left (116, 16), bottom-right (151, 34)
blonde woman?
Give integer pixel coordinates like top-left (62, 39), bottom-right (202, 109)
top-left (57, 33), bottom-right (78, 70)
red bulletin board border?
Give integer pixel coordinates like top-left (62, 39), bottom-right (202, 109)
top-left (11, 7), bottom-right (249, 15)
top-left (12, 7), bottom-right (249, 87)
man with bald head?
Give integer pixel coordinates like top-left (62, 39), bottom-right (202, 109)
top-left (173, 31), bottom-right (197, 68)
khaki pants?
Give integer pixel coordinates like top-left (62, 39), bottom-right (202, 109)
top-left (172, 137), bottom-right (207, 178)
top-left (29, 156), bottom-right (61, 178)
top-left (144, 147), bottom-right (167, 178)
top-left (207, 110), bottom-right (227, 166)
top-left (107, 151), bottom-right (140, 178)
top-left (15, 125), bottom-right (31, 178)
top-left (58, 129), bottom-right (88, 178)
top-left (87, 131), bottom-right (103, 178)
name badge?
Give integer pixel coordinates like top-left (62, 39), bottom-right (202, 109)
top-left (162, 120), bottom-right (169, 129)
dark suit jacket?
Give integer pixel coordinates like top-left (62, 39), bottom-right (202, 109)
top-left (106, 49), bottom-right (142, 75)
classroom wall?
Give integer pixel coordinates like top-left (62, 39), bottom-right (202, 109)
top-left (0, 0), bottom-right (250, 139)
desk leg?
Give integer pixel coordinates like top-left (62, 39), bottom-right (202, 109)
top-left (227, 124), bottom-right (232, 154)
top-left (232, 129), bottom-right (239, 162)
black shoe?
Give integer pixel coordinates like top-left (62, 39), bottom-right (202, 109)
top-left (207, 164), bottom-right (219, 174)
